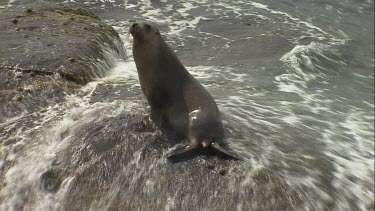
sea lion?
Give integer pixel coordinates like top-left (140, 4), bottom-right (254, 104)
top-left (130, 21), bottom-right (238, 160)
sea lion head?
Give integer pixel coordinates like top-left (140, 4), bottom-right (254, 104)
top-left (129, 21), bottom-right (160, 42)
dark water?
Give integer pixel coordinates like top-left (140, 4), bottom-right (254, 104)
top-left (0, 0), bottom-right (374, 210)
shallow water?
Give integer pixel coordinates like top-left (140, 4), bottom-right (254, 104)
top-left (0, 0), bottom-right (374, 210)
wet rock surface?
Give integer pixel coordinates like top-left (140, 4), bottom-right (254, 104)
top-left (0, 1), bottom-right (126, 121)
top-left (51, 96), bottom-right (307, 210)
top-left (0, 1), bottom-right (126, 201)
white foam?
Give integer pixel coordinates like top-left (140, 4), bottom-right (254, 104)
top-left (164, 196), bottom-right (176, 211)
top-left (0, 58), bottom-right (144, 209)
top-left (250, 2), bottom-right (344, 44)
top-left (282, 115), bottom-right (301, 125)
top-left (103, 61), bottom-right (139, 84)
top-left (312, 106), bottom-right (375, 210)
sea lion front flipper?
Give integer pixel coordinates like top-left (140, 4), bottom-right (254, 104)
top-left (167, 141), bottom-right (200, 161)
top-left (211, 142), bottom-right (241, 160)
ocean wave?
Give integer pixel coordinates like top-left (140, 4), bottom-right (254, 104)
top-left (275, 41), bottom-right (346, 94)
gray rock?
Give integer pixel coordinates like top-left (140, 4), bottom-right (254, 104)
top-left (0, 1), bottom-right (126, 121)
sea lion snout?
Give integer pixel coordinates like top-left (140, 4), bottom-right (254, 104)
top-left (130, 21), bottom-right (160, 39)
top-left (129, 22), bottom-right (140, 37)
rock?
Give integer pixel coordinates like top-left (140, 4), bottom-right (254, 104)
top-left (41, 168), bottom-right (63, 192)
top-left (12, 94), bottom-right (23, 101)
top-left (207, 163), bottom-right (215, 170)
top-left (218, 168), bottom-right (227, 175)
top-left (0, 1), bottom-right (126, 121)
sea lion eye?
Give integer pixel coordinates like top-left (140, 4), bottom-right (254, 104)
top-left (145, 24), bottom-right (151, 31)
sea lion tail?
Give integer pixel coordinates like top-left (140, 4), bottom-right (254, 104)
top-left (211, 142), bottom-right (241, 160)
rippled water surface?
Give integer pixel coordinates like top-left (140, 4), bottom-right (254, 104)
top-left (0, 0), bottom-right (374, 210)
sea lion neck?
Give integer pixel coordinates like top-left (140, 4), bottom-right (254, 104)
top-left (132, 35), bottom-right (168, 59)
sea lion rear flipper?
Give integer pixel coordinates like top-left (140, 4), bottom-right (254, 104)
top-left (211, 143), bottom-right (241, 160)
top-left (167, 142), bottom-right (200, 160)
